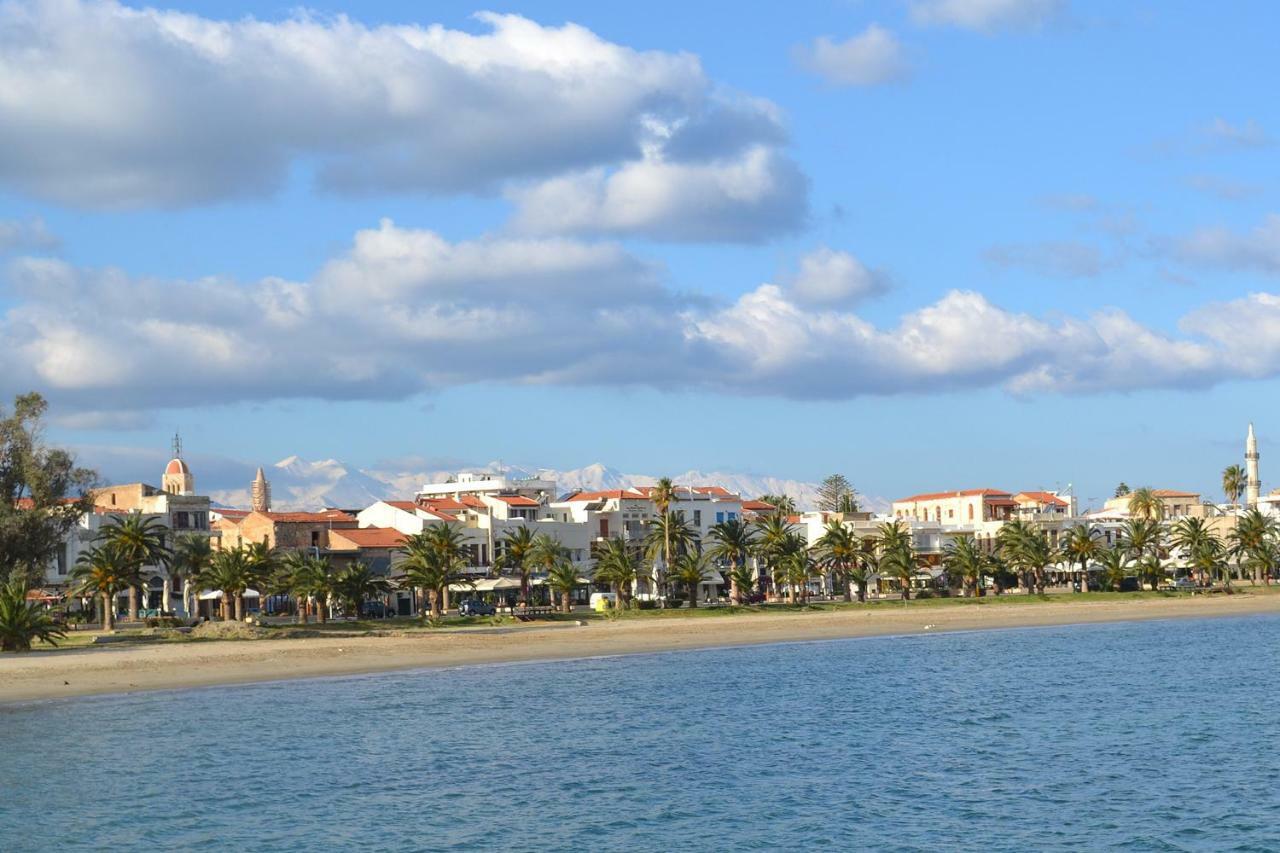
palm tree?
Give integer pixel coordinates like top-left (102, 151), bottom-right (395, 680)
top-left (333, 561), bottom-right (392, 619)
top-left (1127, 487), bottom-right (1164, 522)
top-left (70, 542), bottom-right (138, 632)
top-left (943, 536), bottom-right (985, 598)
top-left (98, 513), bottom-right (170, 622)
top-left (644, 509), bottom-right (694, 606)
top-left (1096, 546), bottom-right (1132, 592)
top-left (669, 552), bottom-right (714, 608)
top-left (756, 494), bottom-right (797, 514)
top-left (528, 534), bottom-right (569, 606)
top-left (726, 564), bottom-right (757, 604)
top-left (648, 478), bottom-right (679, 608)
top-left (707, 518), bottom-right (756, 604)
top-left (753, 513), bottom-right (797, 601)
top-left (592, 536), bottom-right (639, 610)
top-left (877, 520), bottom-right (916, 601)
top-left (1170, 517), bottom-right (1221, 586)
top-left (779, 546), bottom-right (814, 604)
top-left (1062, 525), bottom-right (1100, 593)
top-left (545, 560), bottom-right (581, 613)
top-left (1121, 518), bottom-right (1163, 590)
top-left (170, 533), bottom-right (212, 618)
top-left (815, 520), bottom-right (859, 602)
top-left (848, 538), bottom-right (878, 603)
top-left (497, 526), bottom-right (538, 604)
top-left (399, 525), bottom-right (472, 619)
top-left (241, 542), bottom-right (277, 619)
top-left (0, 576), bottom-right (66, 652)
top-left (272, 552), bottom-right (332, 624)
top-left (204, 548), bottom-right (263, 621)
top-left (996, 519), bottom-right (1045, 593)
top-left (1229, 509), bottom-right (1278, 586)
top-left (1222, 465), bottom-right (1246, 510)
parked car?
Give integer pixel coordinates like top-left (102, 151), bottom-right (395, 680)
top-left (1172, 577), bottom-right (1197, 591)
top-left (360, 601), bottom-right (395, 619)
top-left (741, 591), bottom-right (766, 605)
top-left (458, 599), bottom-right (497, 617)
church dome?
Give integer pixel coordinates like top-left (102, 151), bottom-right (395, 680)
top-left (165, 458), bottom-right (191, 476)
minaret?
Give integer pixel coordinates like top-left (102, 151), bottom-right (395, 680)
top-left (1246, 423), bottom-right (1261, 509)
top-left (251, 467), bottom-right (271, 513)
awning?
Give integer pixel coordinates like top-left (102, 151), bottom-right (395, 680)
top-left (447, 577), bottom-right (522, 592)
top-left (197, 588), bottom-right (261, 601)
top-left (25, 588), bottom-right (62, 602)
top-left (530, 576), bottom-right (592, 586)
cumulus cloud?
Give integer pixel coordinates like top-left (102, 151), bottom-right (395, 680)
top-left (794, 25), bottom-right (911, 87)
top-left (506, 145), bottom-right (807, 242)
top-left (0, 217), bottom-right (58, 252)
top-left (784, 247), bottom-right (889, 306)
top-left (984, 240), bottom-right (1109, 278)
top-left (1176, 214), bottom-right (1280, 274)
top-left (909, 0), bottom-right (1066, 32)
top-left (0, 0), bottom-right (804, 239)
top-left (4, 222), bottom-right (1280, 416)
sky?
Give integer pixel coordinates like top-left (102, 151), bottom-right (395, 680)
top-left (1, 0), bottom-right (1278, 508)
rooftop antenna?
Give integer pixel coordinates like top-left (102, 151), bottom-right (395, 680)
top-left (171, 430), bottom-right (182, 459)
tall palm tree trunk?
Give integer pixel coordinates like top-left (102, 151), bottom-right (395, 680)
top-left (102, 593), bottom-right (114, 632)
top-left (128, 586), bottom-right (139, 622)
top-left (234, 594), bottom-right (244, 621)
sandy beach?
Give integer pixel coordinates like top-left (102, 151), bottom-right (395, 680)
top-left (3, 594), bottom-right (1278, 705)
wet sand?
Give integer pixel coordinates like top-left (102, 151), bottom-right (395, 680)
top-left (2, 593), bottom-right (1278, 705)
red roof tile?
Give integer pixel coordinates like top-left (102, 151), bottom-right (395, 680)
top-left (562, 489), bottom-right (647, 502)
top-left (491, 495), bottom-right (539, 506)
top-left (1152, 489), bottom-right (1199, 498)
top-left (1014, 491), bottom-right (1068, 507)
top-left (330, 527), bottom-right (407, 549)
top-left (419, 497), bottom-right (467, 511)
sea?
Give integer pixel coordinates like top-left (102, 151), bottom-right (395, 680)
top-left (1, 614), bottom-right (1278, 851)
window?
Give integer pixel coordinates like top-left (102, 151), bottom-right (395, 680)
top-left (968, 505), bottom-right (974, 521)
top-left (947, 509), bottom-right (954, 519)
top-left (728, 512), bottom-right (737, 521)
top-left (600, 519), bottom-right (609, 538)
top-left (716, 512), bottom-right (725, 524)
top-left (56, 545), bottom-right (67, 576)
top-left (311, 531), bottom-right (320, 547)
top-left (693, 510), bottom-right (701, 526)
top-left (174, 511), bottom-right (190, 529)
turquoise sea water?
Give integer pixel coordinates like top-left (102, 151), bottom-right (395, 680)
top-left (2, 615), bottom-right (1279, 851)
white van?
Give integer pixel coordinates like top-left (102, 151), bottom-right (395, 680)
top-left (589, 592), bottom-right (617, 612)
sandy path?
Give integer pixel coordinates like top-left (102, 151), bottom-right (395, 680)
top-left (2, 594), bottom-right (1278, 705)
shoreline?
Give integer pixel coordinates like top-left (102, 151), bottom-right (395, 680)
top-left (3, 593), bottom-right (1278, 706)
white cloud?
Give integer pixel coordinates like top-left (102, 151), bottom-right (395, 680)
top-left (0, 216), bottom-right (58, 252)
top-left (909, 0), bottom-right (1065, 32)
top-left (3, 222), bottom-right (1278, 415)
top-left (794, 25), bottom-right (911, 87)
top-left (1176, 214), bottom-right (1280, 274)
top-left (506, 146), bottom-right (807, 242)
top-left (785, 247), bottom-right (889, 306)
top-left (1204, 118), bottom-right (1271, 149)
top-left (0, 0), bottom-right (803, 238)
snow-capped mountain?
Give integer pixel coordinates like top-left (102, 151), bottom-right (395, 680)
top-left (208, 457), bottom-right (889, 513)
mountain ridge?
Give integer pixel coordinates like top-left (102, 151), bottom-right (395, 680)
top-left (208, 457), bottom-right (887, 513)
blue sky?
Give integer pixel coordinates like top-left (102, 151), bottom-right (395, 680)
top-left (0, 0), bottom-right (1277, 507)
